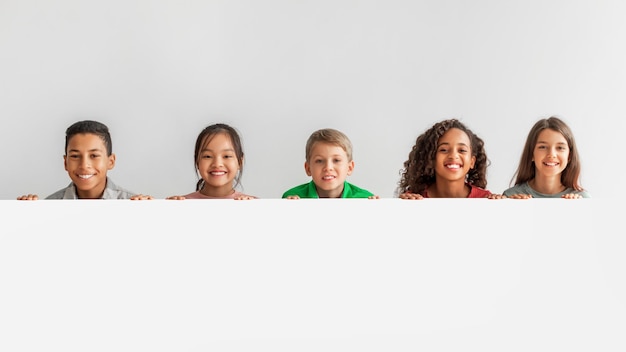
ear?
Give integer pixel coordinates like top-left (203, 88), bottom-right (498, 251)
top-left (108, 153), bottom-right (116, 170)
top-left (304, 161), bottom-right (311, 176)
top-left (347, 160), bottom-right (355, 175)
top-left (470, 155), bottom-right (476, 169)
top-left (63, 155), bottom-right (68, 171)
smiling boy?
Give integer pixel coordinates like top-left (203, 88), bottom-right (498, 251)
top-left (17, 120), bottom-right (151, 200)
top-left (282, 128), bottom-right (378, 199)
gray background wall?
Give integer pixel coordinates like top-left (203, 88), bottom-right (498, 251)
top-left (1, 0), bottom-right (622, 200)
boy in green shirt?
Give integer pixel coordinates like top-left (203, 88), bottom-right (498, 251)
top-left (282, 128), bottom-right (378, 199)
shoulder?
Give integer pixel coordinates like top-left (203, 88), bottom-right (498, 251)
top-left (468, 184), bottom-right (491, 198)
top-left (344, 182), bottom-right (374, 198)
top-left (570, 188), bottom-right (591, 198)
top-left (182, 191), bottom-right (204, 199)
top-left (103, 178), bottom-right (136, 199)
top-left (282, 181), bottom-right (314, 198)
top-left (45, 183), bottom-right (75, 199)
top-left (502, 182), bottom-right (529, 196)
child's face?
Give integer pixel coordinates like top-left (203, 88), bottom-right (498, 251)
top-left (304, 142), bottom-right (354, 198)
top-left (434, 128), bottom-right (476, 183)
top-left (196, 132), bottom-right (241, 195)
top-left (63, 133), bottom-right (115, 199)
top-left (532, 129), bottom-right (569, 178)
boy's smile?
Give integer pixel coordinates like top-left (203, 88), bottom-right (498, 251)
top-left (305, 142), bottom-right (354, 198)
top-left (64, 133), bottom-right (115, 199)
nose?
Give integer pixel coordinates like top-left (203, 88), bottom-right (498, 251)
top-left (212, 156), bottom-right (223, 166)
top-left (548, 147), bottom-right (558, 157)
top-left (323, 160), bottom-right (334, 170)
top-left (448, 149), bottom-right (460, 159)
top-left (80, 157), bottom-right (91, 168)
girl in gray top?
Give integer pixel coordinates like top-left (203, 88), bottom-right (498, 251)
top-left (491, 116), bottom-right (590, 199)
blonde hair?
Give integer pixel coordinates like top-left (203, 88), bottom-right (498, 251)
top-left (305, 128), bottom-right (353, 162)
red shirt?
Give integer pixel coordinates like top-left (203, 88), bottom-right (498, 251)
top-left (422, 184), bottom-right (491, 198)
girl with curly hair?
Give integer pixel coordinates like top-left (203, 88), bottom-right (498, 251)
top-left (396, 118), bottom-right (491, 199)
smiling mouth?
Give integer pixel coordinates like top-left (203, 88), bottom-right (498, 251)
top-left (322, 175), bottom-right (336, 180)
top-left (445, 164), bottom-right (462, 170)
top-left (78, 174), bottom-right (94, 179)
top-left (210, 171), bottom-right (227, 176)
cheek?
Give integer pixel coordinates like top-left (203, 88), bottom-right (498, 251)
top-left (563, 152), bottom-right (571, 163)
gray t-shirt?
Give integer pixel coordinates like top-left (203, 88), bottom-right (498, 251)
top-left (503, 181), bottom-right (591, 198)
top-left (46, 178), bottom-right (135, 199)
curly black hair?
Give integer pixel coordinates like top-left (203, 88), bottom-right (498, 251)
top-left (396, 119), bottom-right (489, 196)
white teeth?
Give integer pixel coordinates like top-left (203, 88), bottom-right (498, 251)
top-left (323, 175), bottom-right (335, 180)
top-left (446, 164), bottom-right (461, 169)
top-left (78, 174), bottom-right (94, 179)
top-left (545, 162), bottom-right (559, 166)
top-left (211, 171), bottom-right (226, 175)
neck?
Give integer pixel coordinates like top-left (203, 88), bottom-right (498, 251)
top-left (200, 185), bottom-right (235, 198)
top-left (76, 182), bottom-right (106, 199)
top-left (316, 184), bottom-right (344, 198)
top-left (529, 176), bottom-right (565, 195)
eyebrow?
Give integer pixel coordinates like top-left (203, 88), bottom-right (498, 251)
top-left (67, 148), bottom-right (104, 153)
top-left (536, 140), bottom-right (567, 145)
top-left (437, 142), bottom-right (469, 147)
top-left (313, 154), bottom-right (345, 158)
top-left (201, 148), bottom-right (235, 152)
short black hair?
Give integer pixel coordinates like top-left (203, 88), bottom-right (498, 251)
top-left (64, 120), bottom-right (113, 155)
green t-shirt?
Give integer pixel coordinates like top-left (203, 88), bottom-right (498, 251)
top-left (282, 180), bottom-right (374, 198)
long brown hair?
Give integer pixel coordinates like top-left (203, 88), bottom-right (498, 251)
top-left (511, 116), bottom-right (584, 191)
